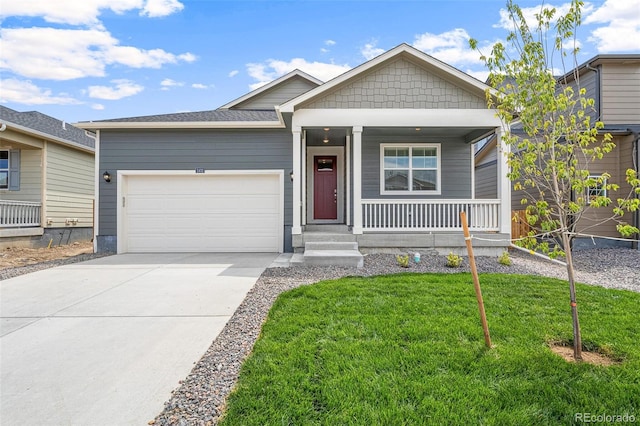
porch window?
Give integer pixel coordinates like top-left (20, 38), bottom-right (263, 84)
top-left (380, 144), bottom-right (440, 194)
top-left (0, 150), bottom-right (8, 190)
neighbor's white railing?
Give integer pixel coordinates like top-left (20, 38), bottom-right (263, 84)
top-left (0, 200), bottom-right (42, 228)
top-left (362, 199), bottom-right (500, 231)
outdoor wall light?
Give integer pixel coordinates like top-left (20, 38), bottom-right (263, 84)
top-left (103, 170), bottom-right (112, 183)
top-left (289, 170), bottom-right (294, 182)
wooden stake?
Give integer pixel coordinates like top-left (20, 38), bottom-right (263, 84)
top-left (460, 211), bottom-right (492, 348)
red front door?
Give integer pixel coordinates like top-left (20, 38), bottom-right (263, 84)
top-left (313, 156), bottom-right (337, 220)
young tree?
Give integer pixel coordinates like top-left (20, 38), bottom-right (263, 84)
top-left (470, 0), bottom-right (640, 360)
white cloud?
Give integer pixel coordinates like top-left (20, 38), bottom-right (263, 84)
top-left (493, 2), bottom-right (594, 31)
top-left (88, 79), bottom-right (144, 100)
top-left (0, 79), bottom-right (81, 105)
top-left (161, 78), bottom-right (183, 87)
top-left (92, 103), bottom-right (105, 110)
top-left (160, 78), bottom-right (184, 90)
top-left (413, 28), bottom-right (491, 67)
top-left (191, 83), bottom-right (214, 89)
top-left (465, 69), bottom-right (490, 82)
top-left (361, 42), bottom-right (385, 60)
top-left (585, 0), bottom-right (640, 52)
top-left (142, 0), bottom-right (184, 17)
top-left (325, 40), bottom-right (336, 46)
top-left (0, 27), bottom-right (196, 80)
top-left (246, 58), bottom-right (349, 90)
top-left (228, 70), bottom-right (239, 77)
top-left (0, 0), bottom-right (183, 25)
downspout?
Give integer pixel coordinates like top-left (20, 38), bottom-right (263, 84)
top-left (635, 131), bottom-right (640, 250)
top-left (84, 130), bottom-right (99, 253)
top-left (585, 62), bottom-right (601, 120)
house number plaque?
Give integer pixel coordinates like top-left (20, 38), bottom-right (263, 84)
top-left (195, 168), bottom-right (205, 173)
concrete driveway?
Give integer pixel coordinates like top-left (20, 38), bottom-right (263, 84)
top-left (0, 252), bottom-right (278, 426)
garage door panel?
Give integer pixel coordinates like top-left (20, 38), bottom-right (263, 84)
top-left (122, 173), bottom-right (282, 253)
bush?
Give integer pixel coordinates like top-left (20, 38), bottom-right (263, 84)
top-left (446, 252), bottom-right (463, 268)
top-left (396, 254), bottom-right (409, 268)
top-left (498, 251), bottom-right (512, 266)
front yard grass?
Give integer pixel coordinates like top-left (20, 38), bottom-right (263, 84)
top-left (220, 273), bottom-right (639, 425)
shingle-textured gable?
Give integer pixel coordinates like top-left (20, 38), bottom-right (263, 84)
top-left (301, 57), bottom-right (486, 110)
top-left (0, 105), bottom-right (95, 149)
top-left (93, 109), bottom-right (279, 123)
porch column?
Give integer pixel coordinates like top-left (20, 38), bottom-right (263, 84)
top-left (292, 127), bottom-right (302, 235)
top-left (352, 126), bottom-right (363, 234)
top-left (496, 125), bottom-right (511, 234)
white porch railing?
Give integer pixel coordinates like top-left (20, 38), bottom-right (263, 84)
top-left (362, 199), bottom-right (500, 231)
top-left (0, 200), bottom-right (42, 228)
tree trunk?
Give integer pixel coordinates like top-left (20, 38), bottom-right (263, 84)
top-left (561, 232), bottom-right (583, 361)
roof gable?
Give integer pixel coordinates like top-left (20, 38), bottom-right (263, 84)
top-left (300, 56), bottom-right (486, 110)
top-left (280, 44), bottom-right (492, 113)
top-left (220, 69), bottom-right (322, 109)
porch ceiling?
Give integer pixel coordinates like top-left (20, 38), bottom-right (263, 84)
top-left (304, 126), bottom-right (495, 144)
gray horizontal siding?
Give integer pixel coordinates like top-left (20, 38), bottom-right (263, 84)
top-left (234, 77), bottom-right (318, 109)
top-left (475, 160), bottom-right (497, 199)
top-left (361, 133), bottom-right (472, 199)
top-left (99, 129), bottom-right (292, 242)
top-left (601, 63), bottom-right (640, 124)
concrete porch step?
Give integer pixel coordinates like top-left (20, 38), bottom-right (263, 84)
top-left (290, 240), bottom-right (364, 268)
top-left (305, 241), bottom-right (358, 251)
top-left (301, 232), bottom-right (357, 243)
top-left (304, 224), bottom-right (349, 233)
top-left (302, 249), bottom-right (364, 268)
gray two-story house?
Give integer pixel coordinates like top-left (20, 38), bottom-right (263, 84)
top-left (475, 54), bottom-right (640, 249)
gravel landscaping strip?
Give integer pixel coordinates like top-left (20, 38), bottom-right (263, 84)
top-left (0, 252), bottom-right (113, 281)
top-left (151, 248), bottom-right (640, 426)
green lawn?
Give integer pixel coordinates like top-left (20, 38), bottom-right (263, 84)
top-left (219, 273), bottom-right (640, 425)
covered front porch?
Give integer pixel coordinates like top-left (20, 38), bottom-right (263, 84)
top-left (288, 110), bottom-right (512, 258)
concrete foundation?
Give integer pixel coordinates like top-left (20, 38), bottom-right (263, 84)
top-left (0, 227), bottom-right (93, 249)
top-left (573, 237), bottom-right (634, 250)
top-left (294, 229), bottom-right (510, 257)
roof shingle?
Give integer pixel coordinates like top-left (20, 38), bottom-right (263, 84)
top-left (90, 109), bottom-right (279, 123)
top-left (0, 105), bottom-right (95, 149)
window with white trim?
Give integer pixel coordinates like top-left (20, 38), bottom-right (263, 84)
top-left (587, 174), bottom-right (607, 200)
top-left (380, 144), bottom-right (440, 194)
top-left (0, 150), bottom-right (8, 190)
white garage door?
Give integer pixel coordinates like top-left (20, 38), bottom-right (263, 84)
top-left (121, 172), bottom-right (282, 253)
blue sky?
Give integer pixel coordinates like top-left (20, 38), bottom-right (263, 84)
top-left (1, 0), bottom-right (639, 123)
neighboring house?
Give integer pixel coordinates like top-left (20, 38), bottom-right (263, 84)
top-left (0, 106), bottom-right (96, 248)
top-left (78, 44), bottom-right (512, 259)
top-left (475, 54), bottom-right (640, 249)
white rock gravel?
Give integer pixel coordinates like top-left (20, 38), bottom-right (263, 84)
top-left (150, 248), bottom-right (640, 426)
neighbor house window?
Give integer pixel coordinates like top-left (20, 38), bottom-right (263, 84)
top-left (587, 174), bottom-right (607, 200)
top-left (0, 150), bottom-right (8, 190)
top-left (380, 144), bottom-right (440, 194)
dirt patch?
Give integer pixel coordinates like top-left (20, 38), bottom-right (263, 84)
top-left (0, 241), bottom-right (94, 270)
top-left (550, 344), bottom-right (619, 366)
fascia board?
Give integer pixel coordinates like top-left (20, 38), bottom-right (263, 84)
top-left (1, 121), bottom-right (95, 153)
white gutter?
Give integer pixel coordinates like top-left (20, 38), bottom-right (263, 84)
top-left (74, 120), bottom-right (285, 130)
